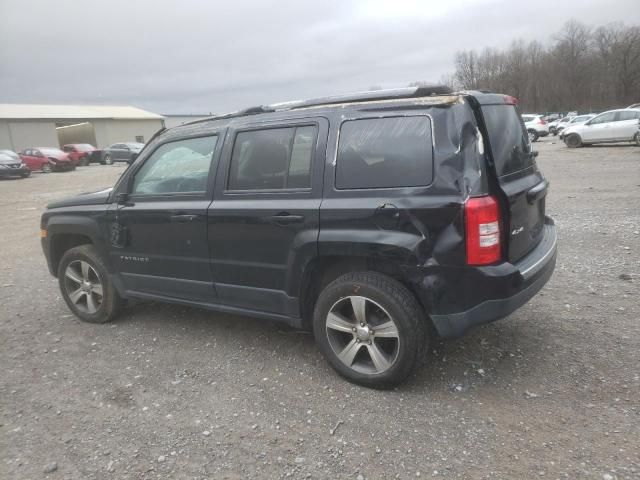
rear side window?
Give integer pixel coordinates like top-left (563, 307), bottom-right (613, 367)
top-left (335, 116), bottom-right (433, 189)
top-left (228, 125), bottom-right (317, 191)
top-left (617, 110), bottom-right (640, 121)
top-left (482, 105), bottom-right (532, 177)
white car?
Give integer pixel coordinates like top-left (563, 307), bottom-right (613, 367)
top-left (557, 114), bottom-right (596, 139)
top-left (549, 116), bottom-right (572, 136)
top-left (563, 109), bottom-right (640, 148)
top-left (521, 114), bottom-right (549, 142)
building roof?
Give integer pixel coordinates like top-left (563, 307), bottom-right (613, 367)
top-left (0, 104), bottom-right (164, 120)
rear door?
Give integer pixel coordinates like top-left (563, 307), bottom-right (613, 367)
top-left (614, 110), bottom-right (640, 140)
top-left (478, 101), bottom-right (546, 262)
top-left (208, 117), bottom-right (328, 316)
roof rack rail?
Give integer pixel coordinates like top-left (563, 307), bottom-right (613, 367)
top-left (184, 85), bottom-right (453, 126)
top-left (270, 85), bottom-right (453, 111)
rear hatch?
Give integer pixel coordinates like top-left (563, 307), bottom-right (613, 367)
top-left (477, 98), bottom-right (547, 262)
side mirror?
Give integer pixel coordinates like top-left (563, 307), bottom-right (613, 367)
top-left (116, 192), bottom-right (130, 205)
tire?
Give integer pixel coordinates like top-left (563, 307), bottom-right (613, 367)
top-left (41, 163), bottom-right (52, 173)
top-left (57, 244), bottom-right (123, 324)
top-left (79, 157), bottom-right (89, 166)
top-left (550, 127), bottom-right (557, 136)
top-left (104, 154), bottom-right (113, 165)
top-left (313, 272), bottom-right (429, 388)
top-left (565, 133), bottom-right (582, 148)
top-left (634, 132), bottom-right (640, 147)
top-left (21, 171), bottom-right (31, 178)
top-left (527, 129), bottom-right (539, 142)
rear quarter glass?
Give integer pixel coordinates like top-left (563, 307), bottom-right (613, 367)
top-left (482, 105), bottom-right (534, 177)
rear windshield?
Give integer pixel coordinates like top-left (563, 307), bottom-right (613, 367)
top-left (482, 105), bottom-right (533, 177)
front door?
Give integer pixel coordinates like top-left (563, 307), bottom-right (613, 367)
top-left (582, 111), bottom-right (617, 142)
top-left (108, 133), bottom-right (222, 302)
top-left (208, 118), bottom-right (328, 316)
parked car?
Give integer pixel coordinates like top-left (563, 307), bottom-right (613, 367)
top-left (19, 147), bottom-right (74, 172)
top-left (101, 142), bottom-right (145, 164)
top-left (0, 150), bottom-right (31, 178)
top-left (62, 144), bottom-right (97, 166)
top-left (548, 116), bottom-right (571, 135)
top-left (557, 114), bottom-right (597, 139)
top-left (521, 114), bottom-right (549, 142)
top-left (40, 87), bottom-right (557, 388)
top-left (563, 109), bottom-right (640, 147)
top-left (627, 103), bottom-right (640, 109)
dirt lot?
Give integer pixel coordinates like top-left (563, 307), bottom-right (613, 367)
top-left (1, 140), bottom-right (639, 480)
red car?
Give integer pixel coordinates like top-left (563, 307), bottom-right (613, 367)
top-left (19, 147), bottom-right (74, 172)
top-left (62, 144), bottom-right (97, 166)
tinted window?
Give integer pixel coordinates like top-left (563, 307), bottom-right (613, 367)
top-left (482, 105), bottom-right (533, 177)
top-left (335, 116), bottom-right (432, 189)
top-left (521, 115), bottom-right (535, 122)
top-left (617, 110), bottom-right (640, 121)
top-left (589, 112), bottom-right (616, 124)
top-left (132, 135), bottom-right (217, 195)
top-left (228, 125), bottom-right (317, 190)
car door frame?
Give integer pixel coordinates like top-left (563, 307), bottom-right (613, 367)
top-left (107, 128), bottom-right (226, 301)
top-left (208, 115), bottom-right (329, 319)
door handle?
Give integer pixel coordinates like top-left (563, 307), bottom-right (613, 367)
top-left (269, 213), bottom-right (305, 225)
top-left (170, 214), bottom-right (199, 223)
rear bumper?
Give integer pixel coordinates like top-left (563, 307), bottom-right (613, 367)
top-left (428, 217), bottom-right (557, 338)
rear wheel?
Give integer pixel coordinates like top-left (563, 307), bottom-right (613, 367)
top-left (21, 170), bottom-right (31, 178)
top-left (527, 129), bottom-right (539, 142)
top-left (104, 154), bottom-right (113, 165)
top-left (58, 245), bottom-right (123, 324)
top-left (313, 272), bottom-right (428, 388)
top-left (565, 133), bottom-right (582, 148)
top-left (41, 163), bottom-right (52, 173)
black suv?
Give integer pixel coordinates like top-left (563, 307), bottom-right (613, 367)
top-left (40, 87), bottom-right (557, 388)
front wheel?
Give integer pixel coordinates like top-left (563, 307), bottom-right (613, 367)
top-left (58, 244), bottom-right (123, 324)
top-left (565, 133), bottom-right (582, 148)
top-left (21, 170), bottom-right (31, 178)
top-left (528, 129), bottom-right (539, 143)
top-left (313, 272), bottom-right (428, 388)
top-left (104, 154), bottom-right (113, 165)
top-left (634, 132), bottom-right (640, 147)
top-left (41, 163), bottom-right (52, 173)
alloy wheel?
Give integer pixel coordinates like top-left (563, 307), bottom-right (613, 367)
top-left (63, 260), bottom-right (104, 314)
top-left (325, 296), bottom-right (400, 375)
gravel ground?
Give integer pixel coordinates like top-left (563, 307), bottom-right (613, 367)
top-left (1, 140), bottom-right (639, 480)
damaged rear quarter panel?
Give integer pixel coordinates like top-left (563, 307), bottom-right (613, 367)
top-left (319, 99), bottom-right (487, 299)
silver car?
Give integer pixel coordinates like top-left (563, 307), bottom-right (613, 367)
top-left (562, 109), bottom-right (640, 147)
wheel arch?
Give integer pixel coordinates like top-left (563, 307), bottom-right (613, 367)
top-left (297, 255), bottom-right (428, 330)
top-left (46, 217), bottom-right (107, 277)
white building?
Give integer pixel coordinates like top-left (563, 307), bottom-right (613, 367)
top-left (0, 104), bottom-right (165, 151)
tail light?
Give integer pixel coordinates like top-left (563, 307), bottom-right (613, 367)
top-left (537, 118), bottom-right (546, 125)
top-left (465, 196), bottom-right (501, 265)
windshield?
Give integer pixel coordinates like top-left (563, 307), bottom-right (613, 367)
top-left (483, 105), bottom-right (534, 177)
top-left (572, 115), bottom-right (592, 123)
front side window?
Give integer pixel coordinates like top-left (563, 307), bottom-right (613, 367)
top-left (589, 112), bottom-right (616, 125)
top-left (132, 135), bottom-right (218, 195)
top-left (335, 116), bottom-right (433, 189)
top-left (228, 125), bottom-right (317, 191)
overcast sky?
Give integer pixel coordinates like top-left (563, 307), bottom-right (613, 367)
top-left (0, 0), bottom-right (636, 114)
